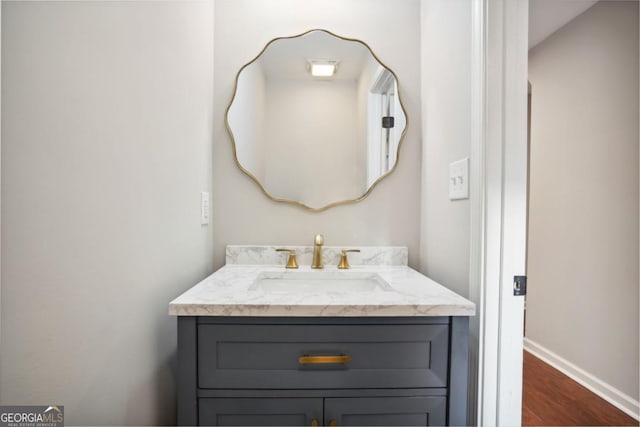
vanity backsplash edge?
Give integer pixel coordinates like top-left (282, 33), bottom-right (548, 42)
top-left (226, 245), bottom-right (408, 267)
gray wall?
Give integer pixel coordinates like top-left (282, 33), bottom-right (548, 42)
top-left (419, 0), bottom-right (471, 298)
top-left (1, 1), bottom-right (215, 425)
top-left (212, 0), bottom-right (422, 269)
top-left (527, 1), bottom-right (639, 402)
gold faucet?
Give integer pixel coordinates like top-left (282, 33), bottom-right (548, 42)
top-left (311, 234), bottom-right (324, 269)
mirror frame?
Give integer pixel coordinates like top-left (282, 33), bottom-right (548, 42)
top-left (225, 29), bottom-right (408, 212)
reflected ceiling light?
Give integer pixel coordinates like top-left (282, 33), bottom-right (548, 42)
top-left (308, 60), bottom-right (338, 77)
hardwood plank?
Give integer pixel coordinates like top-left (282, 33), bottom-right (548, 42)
top-left (522, 405), bottom-right (546, 426)
top-left (522, 350), bottom-right (638, 426)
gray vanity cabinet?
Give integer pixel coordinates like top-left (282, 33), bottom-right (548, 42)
top-left (178, 317), bottom-right (469, 427)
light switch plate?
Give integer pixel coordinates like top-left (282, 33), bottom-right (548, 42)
top-left (201, 192), bottom-right (210, 225)
top-left (449, 157), bottom-right (469, 200)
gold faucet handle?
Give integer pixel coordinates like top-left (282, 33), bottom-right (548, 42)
top-left (337, 249), bottom-right (360, 269)
top-left (275, 248), bottom-right (299, 269)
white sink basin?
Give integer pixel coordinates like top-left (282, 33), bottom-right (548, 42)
top-left (250, 271), bottom-right (392, 294)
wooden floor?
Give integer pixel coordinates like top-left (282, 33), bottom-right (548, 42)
top-left (522, 350), bottom-right (639, 426)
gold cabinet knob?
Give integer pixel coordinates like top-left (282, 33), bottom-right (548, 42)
top-left (337, 249), bottom-right (360, 269)
top-left (311, 418), bottom-right (318, 427)
top-left (330, 420), bottom-right (337, 427)
top-left (275, 248), bottom-right (299, 269)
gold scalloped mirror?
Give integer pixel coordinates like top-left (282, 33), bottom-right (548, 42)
top-left (226, 29), bottom-right (407, 211)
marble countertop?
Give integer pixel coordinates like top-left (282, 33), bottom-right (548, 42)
top-left (169, 263), bottom-right (476, 317)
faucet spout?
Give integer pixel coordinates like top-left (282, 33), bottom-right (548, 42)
top-left (311, 234), bottom-right (324, 269)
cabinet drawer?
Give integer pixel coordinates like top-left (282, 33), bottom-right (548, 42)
top-left (198, 323), bottom-right (449, 389)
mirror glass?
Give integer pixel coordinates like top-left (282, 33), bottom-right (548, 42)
top-left (226, 29), bottom-right (407, 211)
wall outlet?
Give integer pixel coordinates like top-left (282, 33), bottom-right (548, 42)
top-left (201, 192), bottom-right (210, 225)
top-left (449, 158), bottom-right (469, 200)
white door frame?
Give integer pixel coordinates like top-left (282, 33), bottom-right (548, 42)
top-left (0, 3), bottom-right (3, 403)
top-left (469, 0), bottom-right (529, 425)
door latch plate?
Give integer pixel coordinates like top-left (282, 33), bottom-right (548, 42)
top-left (513, 276), bottom-right (527, 296)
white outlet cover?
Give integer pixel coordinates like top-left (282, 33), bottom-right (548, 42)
top-left (449, 157), bottom-right (469, 200)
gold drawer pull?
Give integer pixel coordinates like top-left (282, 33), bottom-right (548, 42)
top-left (311, 419), bottom-right (319, 427)
top-left (330, 420), bottom-right (337, 427)
top-left (298, 354), bottom-right (352, 365)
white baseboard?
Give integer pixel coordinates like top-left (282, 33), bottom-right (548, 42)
top-left (524, 338), bottom-right (640, 421)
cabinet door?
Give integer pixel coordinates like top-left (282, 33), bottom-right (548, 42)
top-left (325, 396), bottom-right (447, 426)
top-left (199, 398), bottom-right (322, 426)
